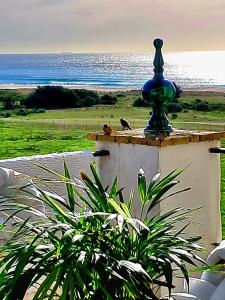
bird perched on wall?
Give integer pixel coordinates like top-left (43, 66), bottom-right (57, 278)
top-left (103, 124), bottom-right (112, 135)
top-left (120, 118), bottom-right (132, 130)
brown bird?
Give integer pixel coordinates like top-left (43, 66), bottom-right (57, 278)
top-left (120, 118), bottom-right (132, 130)
top-left (103, 124), bottom-right (112, 135)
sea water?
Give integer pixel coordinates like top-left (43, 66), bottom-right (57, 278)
top-left (0, 51), bottom-right (224, 89)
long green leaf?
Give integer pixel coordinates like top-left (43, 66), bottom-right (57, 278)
top-left (138, 168), bottom-right (147, 205)
top-left (64, 161), bottom-right (75, 212)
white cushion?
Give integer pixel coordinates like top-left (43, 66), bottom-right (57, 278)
top-left (206, 241), bottom-right (225, 264)
top-left (0, 167), bottom-right (45, 221)
top-left (184, 278), bottom-right (216, 300)
top-left (201, 241), bottom-right (225, 286)
top-left (168, 293), bottom-right (199, 299)
top-left (209, 277), bottom-right (225, 300)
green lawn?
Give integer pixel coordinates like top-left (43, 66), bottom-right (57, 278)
top-left (0, 121), bottom-right (94, 159)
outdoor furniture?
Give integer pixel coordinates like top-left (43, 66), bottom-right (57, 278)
top-left (0, 167), bottom-right (45, 224)
top-left (170, 241), bottom-right (225, 299)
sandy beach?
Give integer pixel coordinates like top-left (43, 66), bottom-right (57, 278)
top-left (0, 84), bottom-right (131, 92)
top-left (0, 84), bottom-right (224, 93)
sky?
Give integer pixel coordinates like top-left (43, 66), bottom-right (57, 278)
top-left (0, 0), bottom-right (224, 53)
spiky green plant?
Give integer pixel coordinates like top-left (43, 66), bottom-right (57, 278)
top-left (0, 163), bottom-right (204, 299)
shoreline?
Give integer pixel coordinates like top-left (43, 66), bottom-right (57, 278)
top-left (0, 84), bottom-right (224, 93)
top-left (0, 84), bottom-right (132, 92)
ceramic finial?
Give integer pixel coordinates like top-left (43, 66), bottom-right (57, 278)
top-left (153, 38), bottom-right (164, 78)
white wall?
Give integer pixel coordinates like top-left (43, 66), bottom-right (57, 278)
top-left (0, 151), bottom-right (94, 196)
top-left (96, 140), bottom-right (222, 250)
top-left (96, 141), bottom-right (159, 217)
top-left (160, 140), bottom-right (222, 251)
top-left (0, 151), bottom-right (95, 299)
top-left (96, 139), bottom-right (222, 295)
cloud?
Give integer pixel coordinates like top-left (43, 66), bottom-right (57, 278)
top-left (33, 0), bottom-right (72, 7)
top-left (0, 0), bottom-right (224, 53)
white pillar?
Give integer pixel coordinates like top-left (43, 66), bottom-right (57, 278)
top-left (87, 129), bottom-right (224, 252)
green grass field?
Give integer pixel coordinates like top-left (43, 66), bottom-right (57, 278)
top-left (2, 89), bottom-right (225, 126)
top-left (1, 88), bottom-right (225, 237)
top-left (1, 90), bottom-right (225, 135)
top-left (0, 121), bottom-right (94, 159)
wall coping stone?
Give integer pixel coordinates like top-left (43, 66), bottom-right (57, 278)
top-left (0, 150), bottom-right (92, 163)
top-left (87, 129), bottom-right (225, 147)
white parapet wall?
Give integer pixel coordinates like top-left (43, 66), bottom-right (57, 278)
top-left (0, 150), bottom-right (94, 196)
top-left (0, 151), bottom-right (94, 299)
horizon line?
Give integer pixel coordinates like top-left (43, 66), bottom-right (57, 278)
top-left (0, 49), bottom-right (225, 55)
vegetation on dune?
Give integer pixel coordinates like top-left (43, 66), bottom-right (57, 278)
top-left (1, 86), bottom-right (225, 117)
top-left (133, 97), bottom-right (150, 107)
top-left (184, 99), bottom-right (225, 112)
top-left (22, 86), bottom-right (100, 109)
top-left (0, 86), bottom-right (119, 111)
top-left (167, 102), bottom-right (183, 113)
top-left (0, 164), bottom-right (204, 299)
top-left (133, 90), bottom-right (225, 113)
top-left (98, 93), bottom-right (118, 105)
top-left (0, 88), bottom-right (225, 125)
top-left (0, 90), bottom-right (26, 110)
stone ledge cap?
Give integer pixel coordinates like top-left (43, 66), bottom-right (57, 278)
top-left (87, 129), bottom-right (225, 147)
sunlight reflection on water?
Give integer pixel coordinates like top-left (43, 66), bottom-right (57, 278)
top-left (0, 51), bottom-right (224, 88)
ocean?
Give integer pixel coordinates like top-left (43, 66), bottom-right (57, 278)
top-left (0, 51), bottom-right (224, 89)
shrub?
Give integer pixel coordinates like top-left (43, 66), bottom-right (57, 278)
top-left (171, 113), bottom-right (178, 119)
top-left (0, 163), bottom-right (204, 299)
top-left (184, 100), bottom-right (225, 112)
top-left (98, 93), bottom-right (117, 105)
top-left (195, 102), bottom-right (209, 112)
top-left (208, 103), bottom-right (225, 112)
top-left (167, 102), bottom-right (183, 113)
top-left (31, 108), bottom-right (46, 114)
top-left (22, 86), bottom-right (99, 109)
top-left (181, 102), bottom-right (191, 110)
top-left (22, 86), bottom-right (76, 109)
top-left (0, 96), bottom-right (16, 109)
top-left (0, 93), bottom-right (25, 110)
top-left (15, 109), bottom-right (30, 116)
top-left (0, 112), bottom-right (11, 118)
top-left (5, 112), bottom-right (11, 118)
top-left (75, 89), bottom-right (99, 107)
top-left (81, 96), bottom-right (97, 107)
top-left (116, 93), bottom-right (125, 97)
top-left (133, 97), bottom-right (151, 107)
